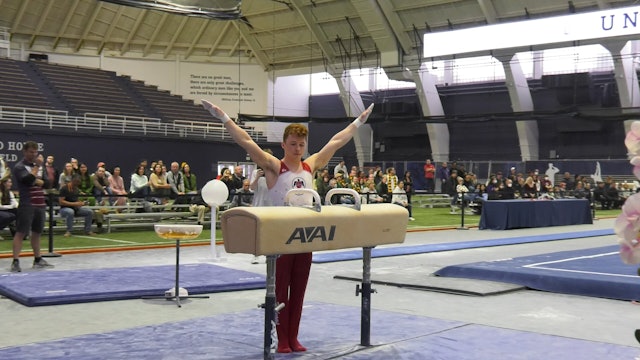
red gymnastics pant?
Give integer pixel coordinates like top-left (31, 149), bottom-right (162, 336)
top-left (275, 252), bottom-right (312, 350)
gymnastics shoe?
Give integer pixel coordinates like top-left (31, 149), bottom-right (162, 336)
top-left (33, 258), bottom-right (54, 269)
top-left (10, 259), bottom-right (21, 273)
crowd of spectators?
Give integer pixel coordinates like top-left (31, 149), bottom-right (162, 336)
top-left (437, 160), bottom-right (635, 214)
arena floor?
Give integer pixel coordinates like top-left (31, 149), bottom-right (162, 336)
top-left (0, 217), bottom-right (638, 359)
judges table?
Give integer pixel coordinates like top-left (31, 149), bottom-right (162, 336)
top-left (479, 198), bottom-right (592, 230)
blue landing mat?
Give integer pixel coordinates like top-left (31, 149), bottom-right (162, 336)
top-left (0, 263), bottom-right (265, 306)
top-left (0, 302), bottom-right (636, 359)
top-left (312, 228), bottom-right (614, 263)
top-left (435, 245), bottom-right (640, 301)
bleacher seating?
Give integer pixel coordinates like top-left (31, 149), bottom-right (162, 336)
top-left (29, 61), bottom-right (147, 117)
top-left (0, 58), bottom-right (219, 124)
top-left (0, 58), bottom-right (55, 109)
top-left (126, 79), bottom-right (214, 122)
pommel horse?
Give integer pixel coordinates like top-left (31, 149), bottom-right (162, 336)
top-left (221, 189), bottom-right (408, 359)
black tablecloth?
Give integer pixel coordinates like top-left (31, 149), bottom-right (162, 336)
top-left (479, 199), bottom-right (592, 230)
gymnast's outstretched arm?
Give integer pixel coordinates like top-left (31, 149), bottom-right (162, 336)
top-left (202, 100), bottom-right (279, 173)
top-left (307, 103), bottom-right (374, 171)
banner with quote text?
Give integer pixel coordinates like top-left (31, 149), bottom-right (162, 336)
top-left (179, 63), bottom-right (268, 117)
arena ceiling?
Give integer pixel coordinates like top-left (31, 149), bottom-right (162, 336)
top-left (0, 0), bottom-right (636, 77)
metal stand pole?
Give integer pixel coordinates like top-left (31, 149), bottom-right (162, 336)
top-left (142, 238), bottom-right (209, 307)
top-left (43, 192), bottom-right (61, 258)
top-left (263, 255), bottom-right (277, 360)
top-left (457, 193), bottom-right (468, 230)
top-left (358, 247), bottom-right (374, 346)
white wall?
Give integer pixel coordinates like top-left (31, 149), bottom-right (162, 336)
top-left (269, 73), bottom-right (311, 116)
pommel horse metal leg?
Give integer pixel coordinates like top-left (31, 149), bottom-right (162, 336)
top-left (356, 246), bottom-right (375, 346)
top-left (262, 254), bottom-right (278, 360)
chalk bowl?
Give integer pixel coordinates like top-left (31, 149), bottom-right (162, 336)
top-left (154, 224), bottom-right (203, 240)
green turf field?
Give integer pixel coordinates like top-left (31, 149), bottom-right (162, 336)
top-left (0, 201), bottom-right (620, 256)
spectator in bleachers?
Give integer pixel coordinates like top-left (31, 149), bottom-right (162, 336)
top-left (386, 167), bottom-right (398, 199)
top-left (97, 162), bottom-right (112, 178)
top-left (373, 168), bottom-right (384, 185)
top-left (181, 163), bottom-right (198, 194)
top-left (362, 180), bottom-right (384, 204)
top-left (333, 160), bottom-right (347, 177)
top-left (108, 166), bottom-right (128, 207)
top-left (593, 182), bottom-right (611, 209)
top-left (445, 170), bottom-right (459, 205)
top-left (167, 161), bottom-right (186, 200)
top-left (393, 180), bottom-right (414, 221)
top-left (486, 174), bottom-right (499, 193)
top-left (513, 176), bottom-right (524, 197)
top-left (521, 176), bottom-right (537, 198)
top-left (77, 163), bottom-right (94, 203)
top-left (146, 161), bottom-right (156, 178)
top-left (44, 155), bottom-right (59, 190)
top-left (219, 167), bottom-right (234, 201)
top-left (0, 177), bottom-right (18, 240)
top-left (423, 159), bottom-right (436, 193)
top-left (375, 174), bottom-right (389, 202)
top-left (315, 171), bottom-right (331, 204)
top-left (560, 172), bottom-right (575, 190)
top-left (499, 178), bottom-right (516, 200)
top-left (58, 162), bottom-right (74, 189)
top-left (437, 161), bottom-right (449, 194)
top-left (231, 179), bottom-right (253, 207)
top-left (540, 174), bottom-right (553, 193)
top-left (92, 166), bottom-right (112, 205)
top-left (70, 157), bottom-right (79, 174)
top-left (606, 182), bottom-right (622, 209)
top-left (59, 175), bottom-right (95, 237)
top-left (508, 166), bottom-right (517, 182)
top-left (573, 181), bottom-right (589, 199)
top-left (403, 171), bottom-right (414, 205)
top-left (231, 165), bottom-right (245, 193)
top-left (130, 165), bottom-right (150, 198)
top-left (149, 163), bottom-right (171, 204)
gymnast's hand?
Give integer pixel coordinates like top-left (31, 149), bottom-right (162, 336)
top-left (353, 103), bottom-right (374, 127)
top-left (201, 100), bottom-right (231, 124)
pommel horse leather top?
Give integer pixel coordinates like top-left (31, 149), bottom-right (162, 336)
top-left (221, 202), bottom-right (408, 256)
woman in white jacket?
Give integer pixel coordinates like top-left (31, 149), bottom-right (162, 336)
top-left (392, 180), bottom-right (414, 221)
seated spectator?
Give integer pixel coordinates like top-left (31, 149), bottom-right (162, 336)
top-left (0, 177), bottom-right (18, 239)
top-left (149, 163), bottom-right (171, 203)
top-left (573, 181), bottom-right (589, 199)
top-left (392, 180), bottom-right (414, 221)
top-left (219, 167), bottom-right (235, 201)
top-left (58, 162), bottom-right (74, 189)
top-left (521, 176), bottom-right (537, 198)
top-left (231, 179), bottom-right (253, 207)
top-left (499, 179), bottom-right (516, 200)
top-left (59, 175), bottom-right (96, 237)
top-left (189, 193), bottom-right (210, 225)
top-left (130, 165), bottom-right (150, 198)
top-left (606, 182), bottom-right (623, 209)
top-left (593, 182), bottom-right (611, 209)
top-left (92, 166), bottom-right (112, 205)
top-left (167, 161), bottom-right (186, 200)
top-left (108, 166), bottom-right (128, 207)
top-left (77, 163), bottom-right (94, 205)
top-left (182, 163), bottom-right (198, 194)
top-left (375, 174), bottom-right (388, 201)
top-left (361, 181), bottom-right (384, 204)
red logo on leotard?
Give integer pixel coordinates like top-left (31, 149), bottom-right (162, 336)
top-left (292, 177), bottom-right (306, 188)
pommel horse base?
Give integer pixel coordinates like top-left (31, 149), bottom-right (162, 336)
top-left (221, 189), bottom-right (408, 359)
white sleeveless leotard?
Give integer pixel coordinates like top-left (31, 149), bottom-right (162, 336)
top-left (269, 161), bottom-right (313, 206)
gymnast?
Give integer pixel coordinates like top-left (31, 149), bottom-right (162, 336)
top-left (202, 99), bottom-right (373, 353)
